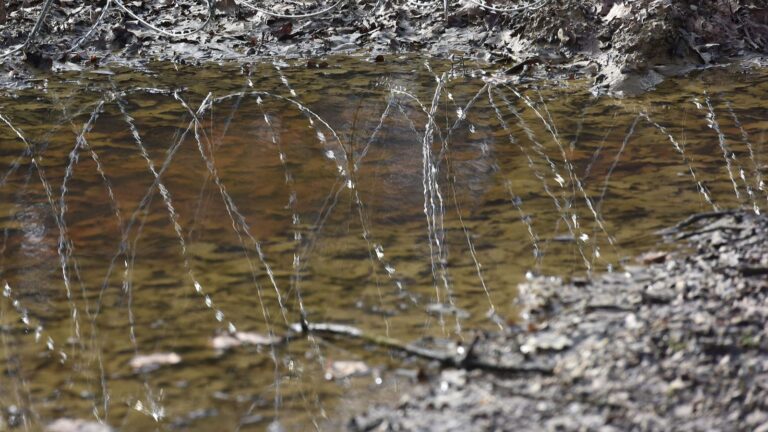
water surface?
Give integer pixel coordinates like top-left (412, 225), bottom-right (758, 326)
top-left (0, 57), bottom-right (766, 430)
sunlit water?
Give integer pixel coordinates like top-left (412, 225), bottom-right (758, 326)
top-left (0, 56), bottom-right (766, 430)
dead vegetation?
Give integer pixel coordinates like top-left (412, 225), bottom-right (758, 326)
top-left (0, 1), bottom-right (766, 93)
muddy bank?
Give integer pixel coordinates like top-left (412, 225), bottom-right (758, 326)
top-left (349, 210), bottom-right (768, 431)
top-left (1, 0), bottom-right (767, 94)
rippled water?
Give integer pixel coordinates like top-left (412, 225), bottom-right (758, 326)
top-left (0, 57), bottom-right (766, 430)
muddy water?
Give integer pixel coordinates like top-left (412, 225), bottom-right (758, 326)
top-left (0, 57), bottom-right (766, 430)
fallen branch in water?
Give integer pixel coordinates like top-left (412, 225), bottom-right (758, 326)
top-left (288, 321), bottom-right (554, 374)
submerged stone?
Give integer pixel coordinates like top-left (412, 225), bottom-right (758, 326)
top-left (129, 352), bottom-right (182, 372)
top-left (45, 419), bottom-right (113, 432)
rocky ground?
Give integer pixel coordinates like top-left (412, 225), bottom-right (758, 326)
top-left (349, 210), bottom-right (768, 431)
top-left (1, 0), bottom-right (767, 94)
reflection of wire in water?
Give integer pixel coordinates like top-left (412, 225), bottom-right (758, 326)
top-left (2, 64), bottom-right (767, 430)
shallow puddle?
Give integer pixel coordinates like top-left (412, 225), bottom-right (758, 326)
top-left (0, 56), bottom-right (766, 430)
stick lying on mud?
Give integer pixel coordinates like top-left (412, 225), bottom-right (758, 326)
top-left (288, 321), bottom-right (554, 375)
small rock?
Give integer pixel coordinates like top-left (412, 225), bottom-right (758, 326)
top-left (666, 378), bottom-right (688, 393)
top-left (129, 352), bottom-right (181, 372)
top-left (638, 250), bottom-right (668, 264)
top-left (624, 313), bottom-right (641, 330)
top-left (325, 360), bottom-right (370, 380)
top-left (236, 332), bottom-right (281, 346)
top-left (45, 419), bottom-right (113, 432)
top-left (439, 369), bottom-right (467, 389)
top-left (210, 334), bottom-right (241, 350)
top-left (747, 411), bottom-right (768, 426)
top-left (520, 332), bottom-right (572, 354)
top-left (211, 332), bottom-right (282, 350)
top-left (674, 404), bottom-right (694, 417)
top-left (425, 303), bottom-right (470, 319)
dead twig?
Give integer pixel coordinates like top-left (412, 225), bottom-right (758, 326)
top-left (289, 321), bottom-right (553, 374)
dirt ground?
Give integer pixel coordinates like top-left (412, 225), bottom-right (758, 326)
top-left (1, 0), bottom-right (768, 94)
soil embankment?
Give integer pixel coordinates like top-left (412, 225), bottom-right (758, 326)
top-left (1, 0), bottom-right (767, 93)
top-left (349, 210), bottom-right (768, 431)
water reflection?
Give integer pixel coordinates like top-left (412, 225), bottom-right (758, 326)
top-left (0, 57), bottom-right (766, 430)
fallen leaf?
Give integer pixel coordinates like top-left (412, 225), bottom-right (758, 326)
top-left (271, 21), bottom-right (293, 41)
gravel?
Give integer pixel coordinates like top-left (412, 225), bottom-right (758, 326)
top-left (349, 210), bottom-right (768, 431)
